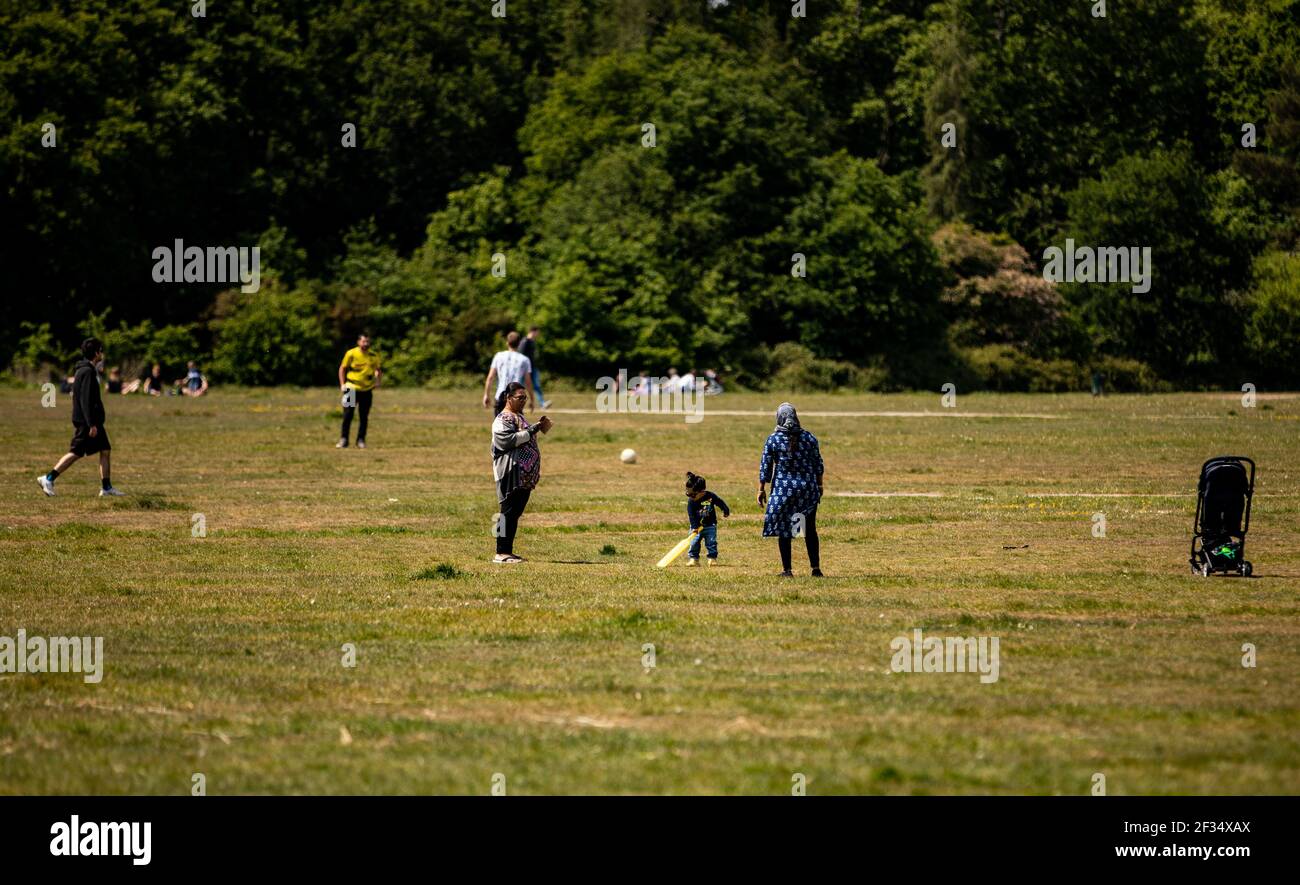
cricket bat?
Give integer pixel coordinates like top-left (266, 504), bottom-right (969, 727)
top-left (657, 525), bottom-right (704, 568)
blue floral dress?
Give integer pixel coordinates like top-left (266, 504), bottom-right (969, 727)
top-left (760, 429), bottom-right (823, 537)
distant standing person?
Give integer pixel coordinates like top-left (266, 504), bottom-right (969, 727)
top-left (517, 325), bottom-right (551, 408)
top-left (482, 330), bottom-right (533, 412)
top-left (757, 402), bottom-right (824, 577)
top-left (37, 337), bottom-right (125, 497)
top-left (337, 333), bottom-right (381, 449)
top-left (491, 381), bottom-right (552, 563)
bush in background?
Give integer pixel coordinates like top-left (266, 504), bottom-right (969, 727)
top-left (765, 342), bottom-right (888, 392)
top-left (208, 285), bottom-right (330, 386)
top-left (1240, 250), bottom-right (1300, 387)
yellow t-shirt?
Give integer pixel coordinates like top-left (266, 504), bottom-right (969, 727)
top-left (341, 347), bottom-right (381, 391)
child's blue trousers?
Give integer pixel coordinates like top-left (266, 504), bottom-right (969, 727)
top-left (688, 525), bottom-right (718, 559)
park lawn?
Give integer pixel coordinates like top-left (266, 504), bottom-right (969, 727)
top-left (0, 385), bottom-right (1297, 794)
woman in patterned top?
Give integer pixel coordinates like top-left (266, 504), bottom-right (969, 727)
top-left (757, 402), bottom-right (824, 577)
top-left (491, 382), bottom-right (552, 563)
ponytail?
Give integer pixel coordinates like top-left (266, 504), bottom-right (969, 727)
top-left (495, 380), bottom-right (525, 416)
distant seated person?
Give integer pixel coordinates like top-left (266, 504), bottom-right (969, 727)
top-left (143, 363), bottom-right (165, 396)
top-left (59, 370), bottom-right (76, 394)
top-left (175, 361), bottom-right (208, 397)
top-left (105, 367), bottom-right (123, 394)
top-left (120, 364), bottom-right (149, 395)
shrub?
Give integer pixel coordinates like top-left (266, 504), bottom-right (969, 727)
top-left (767, 342), bottom-right (888, 392)
top-left (1091, 356), bottom-right (1173, 393)
top-left (1241, 250), bottom-right (1300, 386)
top-left (934, 223), bottom-right (1079, 359)
top-left (208, 285), bottom-right (330, 386)
top-left (147, 324), bottom-right (203, 376)
top-left (11, 322), bottom-right (73, 380)
top-left (958, 345), bottom-right (1080, 392)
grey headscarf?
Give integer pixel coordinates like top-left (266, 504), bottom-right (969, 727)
top-left (775, 402), bottom-right (801, 434)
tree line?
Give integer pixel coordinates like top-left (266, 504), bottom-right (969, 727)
top-left (2, 0), bottom-right (1297, 390)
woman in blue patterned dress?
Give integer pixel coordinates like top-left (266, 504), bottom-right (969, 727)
top-left (757, 402), bottom-right (824, 577)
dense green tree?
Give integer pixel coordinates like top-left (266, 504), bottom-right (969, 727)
top-left (924, 0), bottom-right (1213, 245)
top-left (1061, 147), bottom-right (1254, 380)
top-left (1234, 62), bottom-right (1300, 246)
top-left (765, 154), bottom-right (946, 383)
top-left (1240, 250), bottom-right (1300, 386)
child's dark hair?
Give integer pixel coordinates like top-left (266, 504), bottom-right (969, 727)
top-left (685, 472), bottom-right (706, 494)
top-left (81, 337), bottom-right (103, 360)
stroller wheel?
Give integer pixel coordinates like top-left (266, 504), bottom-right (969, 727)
top-left (1240, 561), bottom-right (1253, 577)
top-left (1199, 562), bottom-right (1211, 577)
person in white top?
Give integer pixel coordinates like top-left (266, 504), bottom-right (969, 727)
top-left (680, 368), bottom-right (696, 392)
top-left (483, 330), bottom-right (535, 412)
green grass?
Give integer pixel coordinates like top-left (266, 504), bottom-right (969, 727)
top-left (0, 386), bottom-right (1298, 795)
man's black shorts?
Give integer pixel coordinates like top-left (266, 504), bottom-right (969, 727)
top-left (69, 424), bottom-right (111, 456)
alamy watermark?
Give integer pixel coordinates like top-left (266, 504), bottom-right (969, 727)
top-left (889, 628), bottom-right (1000, 684)
top-left (152, 239), bottom-right (260, 293)
top-left (0, 629), bottom-right (103, 683)
top-left (1042, 239), bottom-right (1151, 294)
top-left (49, 815), bottom-right (150, 865)
top-left (596, 369), bottom-right (704, 424)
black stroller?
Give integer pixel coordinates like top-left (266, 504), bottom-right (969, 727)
top-left (1189, 456), bottom-right (1255, 577)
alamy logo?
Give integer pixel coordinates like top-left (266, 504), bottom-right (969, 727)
top-left (1042, 239), bottom-right (1151, 294)
top-left (596, 369), bottom-right (704, 424)
top-left (0, 629), bottom-right (104, 683)
top-left (151, 239), bottom-right (261, 293)
top-left (889, 628), bottom-right (1000, 684)
top-left (50, 816), bottom-right (151, 865)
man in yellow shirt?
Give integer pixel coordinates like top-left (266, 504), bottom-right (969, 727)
top-left (337, 333), bottom-right (382, 449)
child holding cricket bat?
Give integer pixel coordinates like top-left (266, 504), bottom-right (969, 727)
top-left (684, 472), bottom-right (730, 566)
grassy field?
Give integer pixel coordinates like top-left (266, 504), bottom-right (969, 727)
top-left (0, 385), bottom-right (1297, 795)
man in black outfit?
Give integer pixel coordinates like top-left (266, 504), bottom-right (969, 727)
top-left (518, 325), bottom-right (550, 409)
top-left (38, 337), bottom-right (125, 497)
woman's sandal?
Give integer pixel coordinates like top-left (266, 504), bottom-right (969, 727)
top-left (493, 554), bottom-right (524, 564)
top-left (778, 570), bottom-right (794, 577)
top-left (811, 568), bottom-right (823, 577)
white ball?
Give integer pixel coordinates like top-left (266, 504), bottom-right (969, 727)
top-left (620, 448), bottom-right (637, 464)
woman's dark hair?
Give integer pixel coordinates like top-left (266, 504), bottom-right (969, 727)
top-left (685, 472), bottom-right (706, 494)
top-left (495, 381), bottom-right (526, 416)
top-left (81, 337), bottom-right (103, 360)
